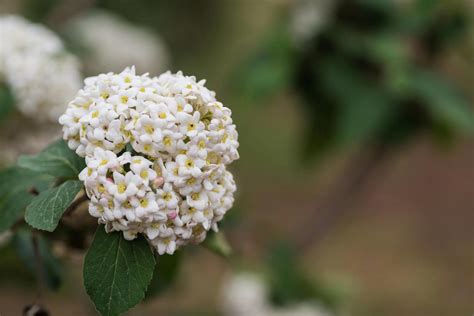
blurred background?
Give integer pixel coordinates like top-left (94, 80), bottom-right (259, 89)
top-left (0, 0), bottom-right (473, 315)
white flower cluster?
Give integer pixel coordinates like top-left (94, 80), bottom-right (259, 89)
top-left (0, 15), bottom-right (81, 121)
top-left (60, 67), bottom-right (239, 254)
top-left (67, 10), bottom-right (169, 75)
top-left (222, 273), bottom-right (333, 316)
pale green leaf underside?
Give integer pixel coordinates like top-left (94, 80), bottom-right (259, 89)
top-left (18, 139), bottom-right (85, 179)
top-left (25, 180), bottom-right (83, 232)
top-left (84, 226), bottom-right (155, 316)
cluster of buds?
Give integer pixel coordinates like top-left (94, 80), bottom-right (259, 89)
top-left (61, 67), bottom-right (239, 254)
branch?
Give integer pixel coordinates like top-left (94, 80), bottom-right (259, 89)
top-left (64, 193), bottom-right (88, 216)
top-left (31, 231), bottom-right (45, 299)
top-left (294, 143), bottom-right (389, 254)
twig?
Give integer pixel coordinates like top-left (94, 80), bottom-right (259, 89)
top-left (294, 144), bottom-right (389, 254)
top-left (64, 193), bottom-right (88, 216)
top-left (31, 231), bottom-right (45, 300)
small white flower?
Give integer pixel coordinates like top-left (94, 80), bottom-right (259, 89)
top-left (107, 171), bottom-right (141, 202)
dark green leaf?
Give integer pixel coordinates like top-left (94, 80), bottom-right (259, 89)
top-left (409, 70), bottom-right (474, 134)
top-left (18, 139), bottom-right (85, 179)
top-left (0, 167), bottom-right (54, 232)
top-left (238, 22), bottom-right (295, 100)
top-left (203, 231), bottom-right (232, 258)
top-left (0, 85), bottom-right (15, 121)
top-left (84, 226), bottom-right (155, 316)
top-left (25, 180), bottom-right (83, 232)
top-left (266, 243), bottom-right (341, 311)
top-left (146, 252), bottom-right (181, 300)
top-left (13, 229), bottom-right (62, 290)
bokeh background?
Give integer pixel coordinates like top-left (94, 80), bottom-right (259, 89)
top-left (0, 0), bottom-right (473, 315)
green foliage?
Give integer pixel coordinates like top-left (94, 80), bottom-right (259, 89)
top-left (0, 86), bottom-right (15, 122)
top-left (0, 167), bottom-right (54, 232)
top-left (240, 21), bottom-right (296, 100)
top-left (146, 252), bottom-right (182, 300)
top-left (408, 69), bottom-right (474, 136)
top-left (25, 180), bottom-right (83, 232)
top-left (18, 139), bottom-right (85, 179)
top-left (84, 226), bottom-right (155, 316)
top-left (243, 0), bottom-right (473, 160)
top-left (13, 229), bottom-right (62, 290)
top-left (266, 244), bottom-right (342, 311)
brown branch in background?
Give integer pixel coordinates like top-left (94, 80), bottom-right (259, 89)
top-left (294, 143), bottom-right (389, 254)
top-left (64, 193), bottom-right (88, 216)
top-left (46, 0), bottom-right (97, 27)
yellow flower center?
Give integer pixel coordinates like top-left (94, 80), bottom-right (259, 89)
top-left (163, 136), bottom-right (172, 146)
top-left (140, 199), bottom-right (148, 207)
top-left (140, 170), bottom-right (149, 179)
top-left (159, 112), bottom-right (167, 119)
top-left (121, 96), bottom-right (129, 103)
top-left (98, 184), bottom-right (106, 193)
top-left (91, 110), bottom-right (99, 118)
top-left (100, 92), bottom-right (109, 99)
top-left (185, 159), bottom-right (194, 168)
top-left (191, 193), bottom-right (199, 200)
top-left (163, 193), bottom-right (172, 201)
top-left (117, 183), bottom-right (126, 193)
top-left (144, 125), bottom-right (154, 134)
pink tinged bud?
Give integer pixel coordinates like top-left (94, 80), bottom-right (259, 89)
top-left (106, 177), bottom-right (113, 182)
top-left (154, 177), bottom-right (164, 188)
top-left (168, 211), bottom-right (177, 220)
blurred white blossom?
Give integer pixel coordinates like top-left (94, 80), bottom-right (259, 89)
top-left (0, 15), bottom-right (81, 121)
top-left (60, 67), bottom-right (239, 255)
top-left (68, 11), bottom-right (169, 75)
top-left (291, 0), bottom-right (334, 46)
top-left (0, 230), bottom-right (12, 248)
top-left (222, 273), bottom-right (333, 316)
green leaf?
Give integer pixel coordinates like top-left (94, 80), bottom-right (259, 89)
top-left (238, 21), bottom-right (295, 101)
top-left (13, 229), bottom-right (62, 290)
top-left (18, 139), bottom-right (85, 179)
top-left (84, 226), bottom-right (155, 316)
top-left (0, 167), bottom-right (54, 232)
top-left (0, 85), bottom-right (15, 121)
top-left (203, 231), bottom-right (232, 258)
top-left (266, 243), bottom-right (342, 311)
top-left (146, 252), bottom-right (181, 300)
top-left (25, 180), bottom-right (83, 232)
top-left (408, 70), bottom-right (474, 134)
